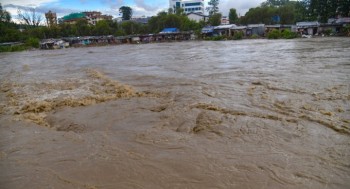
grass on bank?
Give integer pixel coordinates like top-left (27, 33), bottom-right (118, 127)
top-left (0, 37), bottom-right (39, 52)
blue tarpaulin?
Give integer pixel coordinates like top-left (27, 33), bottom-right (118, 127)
top-left (160, 28), bottom-right (179, 33)
top-left (272, 15), bottom-right (280, 23)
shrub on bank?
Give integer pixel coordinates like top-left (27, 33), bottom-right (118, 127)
top-left (268, 29), bottom-right (297, 39)
top-left (339, 25), bottom-right (350, 36)
top-left (267, 29), bottom-right (281, 39)
top-left (323, 29), bottom-right (333, 36)
top-left (281, 29), bottom-right (297, 39)
top-left (25, 37), bottom-right (40, 48)
top-left (250, 34), bottom-right (259, 39)
top-left (233, 31), bottom-right (244, 40)
top-left (212, 36), bottom-right (225, 41)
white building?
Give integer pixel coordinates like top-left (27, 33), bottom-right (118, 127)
top-left (187, 12), bottom-right (208, 22)
top-left (221, 16), bottom-right (230, 25)
top-left (169, 0), bottom-right (205, 15)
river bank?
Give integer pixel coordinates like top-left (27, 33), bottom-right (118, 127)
top-left (1, 34), bottom-right (348, 53)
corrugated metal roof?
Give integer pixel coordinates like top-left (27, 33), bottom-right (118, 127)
top-left (247, 24), bottom-right (265, 28)
top-left (232, 26), bottom-right (247, 30)
top-left (296, 22), bottom-right (320, 27)
top-left (214, 24), bottom-right (237, 30)
top-left (336, 17), bottom-right (350, 24)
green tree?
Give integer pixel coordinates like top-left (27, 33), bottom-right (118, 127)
top-left (45, 25), bottom-right (61, 38)
top-left (147, 12), bottom-right (167, 33)
top-left (93, 20), bottom-right (112, 36)
top-left (306, 0), bottom-right (350, 22)
top-left (75, 19), bottom-right (91, 36)
top-left (294, 0), bottom-right (308, 22)
top-left (240, 0), bottom-right (305, 25)
top-left (119, 6), bottom-right (133, 21)
top-left (0, 25), bottom-right (22, 42)
top-left (147, 11), bottom-right (201, 33)
top-left (206, 0), bottom-right (220, 16)
top-left (22, 27), bottom-right (46, 39)
top-left (229, 8), bottom-right (238, 24)
top-left (208, 13), bottom-right (222, 26)
top-left (0, 3), bottom-right (11, 23)
top-left (241, 6), bottom-right (277, 24)
top-left (262, 0), bottom-right (290, 7)
top-left (164, 14), bottom-right (182, 28)
top-left (120, 21), bottom-right (141, 35)
top-left (59, 23), bottom-right (77, 37)
top-left (277, 3), bottom-right (296, 24)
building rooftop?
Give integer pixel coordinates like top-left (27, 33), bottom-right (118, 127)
top-left (214, 24), bottom-right (237, 30)
top-left (62, 13), bottom-right (85, 21)
top-left (186, 12), bottom-right (208, 17)
top-left (296, 22), bottom-right (320, 27)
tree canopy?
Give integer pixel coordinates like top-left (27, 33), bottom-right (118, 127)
top-left (0, 4), bottom-right (11, 23)
top-left (206, 0), bottom-right (220, 16)
top-left (241, 0), bottom-right (350, 24)
top-left (229, 8), bottom-right (238, 24)
top-left (208, 13), bottom-right (222, 26)
top-left (307, 0), bottom-right (350, 22)
top-left (0, 0), bottom-right (350, 44)
top-left (119, 6), bottom-right (133, 21)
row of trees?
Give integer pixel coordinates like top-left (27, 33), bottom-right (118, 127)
top-left (0, 4), bottom-right (207, 43)
top-left (209, 0), bottom-right (350, 26)
top-left (1, 0), bottom-right (350, 43)
top-left (240, 0), bottom-right (350, 24)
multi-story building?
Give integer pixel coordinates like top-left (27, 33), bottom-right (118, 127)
top-left (60, 12), bottom-right (86, 24)
top-left (169, 0), bottom-right (205, 15)
top-left (83, 11), bottom-right (112, 25)
top-left (60, 11), bottom-right (112, 25)
top-left (187, 12), bottom-right (208, 22)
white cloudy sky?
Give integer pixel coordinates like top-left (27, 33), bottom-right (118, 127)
top-left (219, 0), bottom-right (267, 16)
top-left (1, 0), bottom-right (267, 19)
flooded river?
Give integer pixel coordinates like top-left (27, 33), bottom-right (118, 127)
top-left (0, 38), bottom-right (349, 188)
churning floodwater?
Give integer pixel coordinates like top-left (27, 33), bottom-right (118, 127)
top-left (0, 38), bottom-right (349, 188)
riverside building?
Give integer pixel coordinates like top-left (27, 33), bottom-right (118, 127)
top-left (169, 0), bottom-right (205, 15)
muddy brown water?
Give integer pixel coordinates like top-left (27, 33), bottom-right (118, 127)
top-left (0, 38), bottom-right (349, 189)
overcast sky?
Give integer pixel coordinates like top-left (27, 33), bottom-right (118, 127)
top-left (1, 0), bottom-right (267, 19)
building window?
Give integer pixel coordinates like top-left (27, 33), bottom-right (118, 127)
top-left (184, 2), bottom-right (201, 7)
